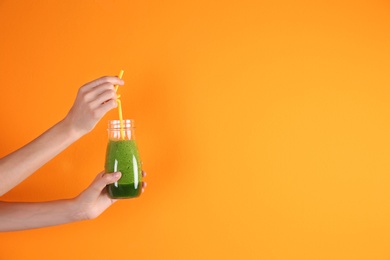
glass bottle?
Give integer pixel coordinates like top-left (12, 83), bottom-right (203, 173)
top-left (105, 119), bottom-right (142, 199)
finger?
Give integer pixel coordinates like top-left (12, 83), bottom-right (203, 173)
top-left (142, 171), bottom-right (146, 177)
top-left (83, 83), bottom-right (116, 103)
top-left (83, 76), bottom-right (124, 92)
top-left (90, 172), bottom-right (122, 194)
top-left (89, 88), bottom-right (117, 109)
top-left (93, 99), bottom-right (118, 119)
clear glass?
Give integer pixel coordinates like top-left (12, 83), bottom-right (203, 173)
top-left (105, 119), bottom-right (142, 199)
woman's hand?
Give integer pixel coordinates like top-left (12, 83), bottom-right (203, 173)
top-left (0, 171), bottom-right (146, 231)
top-left (73, 171), bottom-right (147, 221)
top-left (64, 76), bottom-right (124, 137)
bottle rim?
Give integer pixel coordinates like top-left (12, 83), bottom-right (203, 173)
top-left (107, 119), bottom-right (135, 129)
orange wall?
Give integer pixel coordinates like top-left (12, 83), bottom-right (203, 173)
top-left (1, 0), bottom-right (390, 259)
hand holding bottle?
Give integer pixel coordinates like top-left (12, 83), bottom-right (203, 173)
top-left (0, 171), bottom-right (146, 231)
top-left (73, 170), bottom-right (147, 221)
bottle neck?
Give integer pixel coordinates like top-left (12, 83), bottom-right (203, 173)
top-left (107, 120), bottom-right (136, 141)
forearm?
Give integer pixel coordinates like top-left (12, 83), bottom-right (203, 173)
top-left (0, 118), bottom-right (81, 196)
top-left (0, 170), bottom-right (126, 232)
top-left (0, 75), bottom-right (122, 196)
top-left (0, 199), bottom-right (81, 232)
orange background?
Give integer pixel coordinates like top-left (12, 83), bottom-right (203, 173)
top-left (1, 0), bottom-right (390, 259)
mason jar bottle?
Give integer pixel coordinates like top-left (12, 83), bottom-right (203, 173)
top-left (105, 119), bottom-right (142, 199)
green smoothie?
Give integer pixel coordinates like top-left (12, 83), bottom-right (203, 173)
top-left (105, 139), bottom-right (142, 198)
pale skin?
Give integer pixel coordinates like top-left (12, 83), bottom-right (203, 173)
top-left (0, 76), bottom-right (146, 232)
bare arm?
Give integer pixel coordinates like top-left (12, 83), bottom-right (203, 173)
top-left (0, 120), bottom-right (80, 196)
top-left (0, 199), bottom-right (77, 231)
top-left (0, 171), bottom-right (121, 232)
top-left (0, 76), bottom-right (124, 196)
top-left (0, 171), bottom-right (146, 232)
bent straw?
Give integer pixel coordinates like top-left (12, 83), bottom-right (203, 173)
top-left (115, 70), bottom-right (125, 139)
top-left (115, 70), bottom-right (124, 91)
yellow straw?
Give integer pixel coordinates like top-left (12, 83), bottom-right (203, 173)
top-left (117, 99), bottom-right (125, 139)
top-left (115, 70), bottom-right (124, 91)
top-left (115, 70), bottom-right (125, 139)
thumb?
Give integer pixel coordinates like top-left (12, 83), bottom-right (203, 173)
top-left (90, 171), bottom-right (122, 194)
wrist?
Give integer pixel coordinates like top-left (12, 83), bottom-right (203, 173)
top-left (59, 116), bottom-right (85, 141)
top-left (68, 197), bottom-right (88, 222)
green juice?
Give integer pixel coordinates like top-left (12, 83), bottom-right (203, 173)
top-left (105, 139), bottom-right (142, 199)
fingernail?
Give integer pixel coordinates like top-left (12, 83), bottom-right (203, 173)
top-left (113, 172), bottom-right (121, 178)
